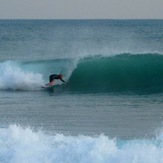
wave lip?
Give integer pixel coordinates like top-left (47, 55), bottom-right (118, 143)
top-left (67, 53), bottom-right (163, 94)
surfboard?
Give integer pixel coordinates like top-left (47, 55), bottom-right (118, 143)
top-left (41, 85), bottom-right (55, 90)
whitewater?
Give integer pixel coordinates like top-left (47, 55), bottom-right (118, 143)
top-left (0, 125), bottom-right (163, 163)
top-left (0, 19), bottom-right (163, 162)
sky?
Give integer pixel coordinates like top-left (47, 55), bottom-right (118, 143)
top-left (0, 0), bottom-right (162, 19)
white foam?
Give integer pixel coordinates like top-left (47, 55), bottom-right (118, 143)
top-left (0, 61), bottom-right (44, 90)
top-left (0, 125), bottom-right (162, 163)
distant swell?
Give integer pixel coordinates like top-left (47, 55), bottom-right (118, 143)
top-left (67, 53), bottom-right (163, 94)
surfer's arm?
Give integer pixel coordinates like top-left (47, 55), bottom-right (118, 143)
top-left (60, 78), bottom-right (65, 82)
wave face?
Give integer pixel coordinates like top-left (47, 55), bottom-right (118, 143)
top-left (68, 53), bottom-right (163, 94)
top-left (0, 125), bottom-right (163, 163)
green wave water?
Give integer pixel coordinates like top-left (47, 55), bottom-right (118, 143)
top-left (67, 53), bottom-right (163, 94)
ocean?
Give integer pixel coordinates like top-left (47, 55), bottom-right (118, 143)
top-left (0, 19), bottom-right (163, 162)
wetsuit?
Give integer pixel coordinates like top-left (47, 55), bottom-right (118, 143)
top-left (49, 74), bottom-right (65, 82)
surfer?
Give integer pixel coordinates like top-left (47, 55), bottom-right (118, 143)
top-left (46, 74), bottom-right (65, 86)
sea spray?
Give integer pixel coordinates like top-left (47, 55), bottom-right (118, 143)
top-left (0, 61), bottom-right (44, 90)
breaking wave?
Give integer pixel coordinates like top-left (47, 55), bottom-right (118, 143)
top-left (0, 125), bottom-right (163, 163)
top-left (1, 53), bottom-right (163, 94)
